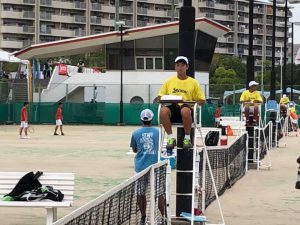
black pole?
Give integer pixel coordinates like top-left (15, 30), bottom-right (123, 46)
top-left (270, 0), bottom-right (276, 100)
top-left (283, 0), bottom-right (288, 95)
top-left (246, 0), bottom-right (254, 88)
top-left (179, 0), bottom-right (195, 78)
top-left (176, 0), bottom-right (195, 217)
top-left (120, 24), bottom-right (124, 125)
top-left (291, 22), bottom-right (294, 101)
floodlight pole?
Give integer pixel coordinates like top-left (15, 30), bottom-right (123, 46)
top-left (291, 22), bottom-right (294, 100)
top-left (116, 21), bottom-right (125, 125)
top-left (270, 0), bottom-right (276, 100)
top-left (246, 0), bottom-right (254, 88)
top-left (283, 0), bottom-right (288, 95)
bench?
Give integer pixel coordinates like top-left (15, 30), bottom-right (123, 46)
top-left (0, 172), bottom-right (74, 225)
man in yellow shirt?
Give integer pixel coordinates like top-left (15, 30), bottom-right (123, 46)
top-left (240, 81), bottom-right (263, 126)
top-left (280, 94), bottom-right (290, 116)
top-left (157, 56), bottom-right (205, 151)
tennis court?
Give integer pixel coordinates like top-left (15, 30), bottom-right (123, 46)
top-left (0, 125), bottom-right (136, 225)
top-left (0, 125), bottom-right (299, 225)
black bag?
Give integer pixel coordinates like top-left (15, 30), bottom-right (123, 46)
top-left (4, 171), bottom-right (43, 200)
top-left (19, 186), bottom-right (64, 202)
top-left (205, 131), bottom-right (220, 146)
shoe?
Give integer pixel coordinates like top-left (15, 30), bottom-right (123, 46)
top-left (24, 136), bottom-right (30, 139)
top-left (166, 138), bottom-right (176, 150)
top-left (54, 133), bottom-right (59, 135)
top-left (61, 132), bottom-right (65, 136)
top-left (183, 138), bottom-right (192, 149)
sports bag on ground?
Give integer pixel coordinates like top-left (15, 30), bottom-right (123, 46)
top-left (205, 131), bottom-right (220, 146)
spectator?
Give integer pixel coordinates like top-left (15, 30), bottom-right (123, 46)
top-left (77, 59), bottom-right (84, 73)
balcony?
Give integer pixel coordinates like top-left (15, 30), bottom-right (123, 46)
top-left (40, 26), bottom-right (51, 34)
top-left (254, 39), bottom-right (263, 45)
top-left (266, 40), bottom-right (272, 46)
top-left (91, 3), bottom-right (101, 11)
top-left (24, 0), bottom-right (35, 4)
top-left (137, 7), bottom-right (148, 15)
top-left (205, 13), bottom-right (215, 19)
top-left (100, 18), bottom-right (115, 27)
top-left (0, 40), bottom-right (24, 49)
top-left (1, 25), bottom-right (34, 34)
top-left (254, 29), bottom-right (264, 35)
top-left (227, 15), bottom-right (235, 21)
top-left (91, 17), bottom-right (101, 24)
top-left (254, 18), bottom-right (263, 24)
top-left (214, 14), bottom-right (228, 21)
top-left (147, 9), bottom-right (167, 17)
top-left (40, 12), bottom-right (52, 20)
top-left (74, 1), bottom-right (86, 9)
top-left (40, 0), bottom-right (52, 6)
top-left (254, 7), bottom-right (264, 14)
top-left (125, 20), bottom-right (133, 27)
top-left (120, 6), bottom-right (133, 14)
top-left (74, 15), bottom-right (86, 23)
top-left (238, 38), bottom-right (245, 44)
top-left (238, 5), bottom-right (245, 12)
top-left (101, 5), bottom-right (115, 13)
top-left (227, 4), bottom-right (235, 10)
top-left (137, 20), bottom-right (148, 27)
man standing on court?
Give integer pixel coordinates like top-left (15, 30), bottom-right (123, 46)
top-left (130, 109), bottom-right (165, 225)
top-left (240, 81), bottom-right (263, 126)
top-left (54, 102), bottom-right (64, 135)
top-left (19, 102), bottom-right (29, 139)
top-left (157, 56), bottom-right (205, 151)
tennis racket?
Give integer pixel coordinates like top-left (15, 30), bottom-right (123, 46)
top-left (27, 125), bottom-right (35, 134)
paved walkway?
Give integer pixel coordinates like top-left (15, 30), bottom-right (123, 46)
top-left (206, 131), bottom-right (300, 225)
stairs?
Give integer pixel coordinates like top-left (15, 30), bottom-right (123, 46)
top-left (12, 79), bottom-right (28, 102)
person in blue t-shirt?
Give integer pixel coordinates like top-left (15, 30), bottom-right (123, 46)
top-left (130, 109), bottom-right (166, 225)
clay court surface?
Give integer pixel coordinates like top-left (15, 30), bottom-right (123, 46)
top-left (0, 125), bottom-right (299, 225)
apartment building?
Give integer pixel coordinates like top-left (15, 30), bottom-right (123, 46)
top-left (0, 0), bottom-right (291, 71)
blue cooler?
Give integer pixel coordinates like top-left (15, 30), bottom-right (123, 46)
top-left (160, 155), bottom-right (176, 169)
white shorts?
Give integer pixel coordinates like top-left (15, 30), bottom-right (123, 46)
top-left (215, 118), bottom-right (220, 122)
top-left (20, 121), bottom-right (28, 128)
top-left (56, 119), bottom-right (62, 126)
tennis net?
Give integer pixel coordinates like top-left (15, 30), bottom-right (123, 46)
top-left (197, 132), bottom-right (248, 209)
top-left (53, 161), bottom-right (167, 225)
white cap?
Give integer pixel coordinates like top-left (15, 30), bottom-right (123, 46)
top-left (249, 81), bottom-right (259, 87)
top-left (140, 109), bottom-right (154, 121)
top-left (175, 56), bottom-right (189, 65)
top-left (283, 94), bottom-right (287, 98)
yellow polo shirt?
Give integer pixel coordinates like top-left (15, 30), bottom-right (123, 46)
top-left (280, 97), bottom-right (290, 104)
top-left (158, 75), bottom-right (205, 101)
top-left (240, 90), bottom-right (262, 103)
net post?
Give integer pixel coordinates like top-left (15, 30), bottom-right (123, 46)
top-left (150, 165), bottom-right (155, 225)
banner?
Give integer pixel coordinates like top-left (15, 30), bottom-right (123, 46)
top-left (58, 64), bottom-right (68, 75)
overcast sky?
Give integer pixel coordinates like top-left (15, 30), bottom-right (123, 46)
top-left (291, 6), bottom-right (300, 44)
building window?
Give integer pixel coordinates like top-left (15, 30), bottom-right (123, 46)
top-left (136, 57), bottom-right (163, 70)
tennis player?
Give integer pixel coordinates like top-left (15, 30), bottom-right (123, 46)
top-left (130, 109), bottom-right (166, 225)
top-left (54, 102), bottom-right (64, 135)
top-left (19, 102), bottom-right (29, 139)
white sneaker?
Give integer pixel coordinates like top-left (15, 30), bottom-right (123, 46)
top-left (24, 136), bottom-right (31, 139)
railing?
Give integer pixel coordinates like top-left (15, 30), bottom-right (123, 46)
top-left (23, 26), bottom-right (35, 33)
top-left (40, 12), bottom-right (52, 20)
top-left (74, 15), bottom-right (86, 23)
top-left (23, 11), bottom-right (35, 19)
top-left (40, 0), bottom-right (52, 6)
top-left (91, 3), bottom-right (101, 10)
top-left (23, 0), bottom-right (35, 4)
top-left (74, 1), bottom-right (86, 9)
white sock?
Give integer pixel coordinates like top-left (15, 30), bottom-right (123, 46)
top-left (167, 134), bottom-right (174, 139)
top-left (184, 135), bottom-right (190, 140)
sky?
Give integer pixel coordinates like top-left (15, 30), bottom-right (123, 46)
top-left (291, 6), bottom-right (300, 44)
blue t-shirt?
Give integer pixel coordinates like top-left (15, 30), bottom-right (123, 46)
top-left (130, 126), bottom-right (159, 173)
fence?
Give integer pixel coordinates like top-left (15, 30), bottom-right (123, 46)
top-left (52, 161), bottom-right (167, 225)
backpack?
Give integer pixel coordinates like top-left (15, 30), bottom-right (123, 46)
top-left (19, 186), bottom-right (64, 202)
top-left (205, 131), bottom-right (220, 146)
